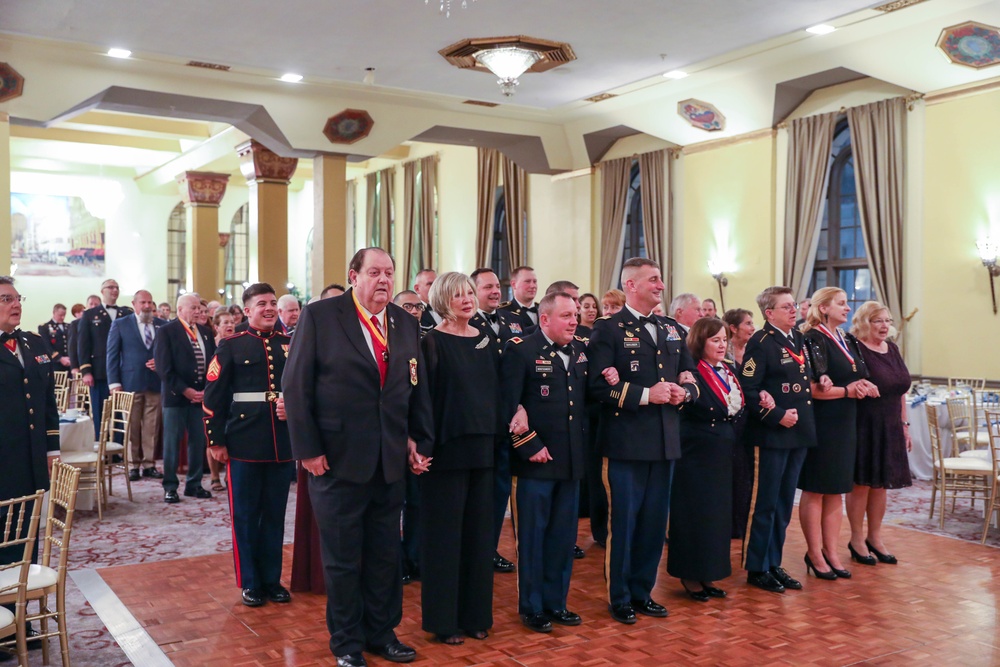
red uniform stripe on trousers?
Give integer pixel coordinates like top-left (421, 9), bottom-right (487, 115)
top-left (227, 459), bottom-right (243, 587)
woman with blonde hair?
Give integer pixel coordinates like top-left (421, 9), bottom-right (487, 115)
top-left (798, 287), bottom-right (878, 580)
top-left (846, 302), bottom-right (913, 564)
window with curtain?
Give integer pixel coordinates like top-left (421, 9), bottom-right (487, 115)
top-left (167, 202), bottom-right (186, 300)
top-left (369, 172), bottom-right (395, 255)
top-left (491, 186), bottom-right (511, 300)
top-left (617, 161), bottom-right (647, 288)
top-left (810, 121), bottom-right (875, 314)
top-left (408, 170), bottom-right (424, 284)
top-left (224, 203), bottom-right (249, 305)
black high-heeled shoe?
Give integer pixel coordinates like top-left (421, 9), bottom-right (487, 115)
top-left (822, 550), bottom-right (851, 579)
top-left (804, 554), bottom-right (837, 580)
top-left (681, 580), bottom-right (710, 602)
top-left (700, 582), bottom-right (726, 598)
top-left (866, 540), bottom-right (897, 564)
top-left (848, 542), bottom-right (877, 566)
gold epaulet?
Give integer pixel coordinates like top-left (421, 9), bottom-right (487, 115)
top-left (596, 315), bottom-right (611, 320)
top-left (499, 301), bottom-right (512, 308)
top-left (751, 330), bottom-right (769, 342)
top-left (574, 335), bottom-right (588, 342)
top-left (510, 337), bottom-right (523, 344)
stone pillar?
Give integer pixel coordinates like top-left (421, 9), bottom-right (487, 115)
top-left (312, 154), bottom-right (349, 295)
top-left (177, 171), bottom-right (229, 299)
top-left (0, 113), bottom-right (11, 277)
top-left (237, 140), bottom-right (298, 291)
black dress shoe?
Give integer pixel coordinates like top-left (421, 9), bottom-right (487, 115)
top-left (769, 566), bottom-right (802, 590)
top-left (241, 588), bottom-right (266, 607)
top-left (866, 540), bottom-right (898, 564)
top-left (545, 608), bottom-right (582, 626)
top-left (822, 551), bottom-right (852, 579)
top-left (164, 490), bottom-right (181, 504)
top-left (143, 467), bottom-right (164, 479)
top-left (128, 469), bottom-right (141, 482)
top-left (608, 603), bottom-right (636, 624)
top-left (700, 583), bottom-right (726, 598)
top-left (26, 626), bottom-right (42, 650)
top-left (848, 542), bottom-right (877, 566)
top-left (747, 570), bottom-right (785, 593)
top-left (336, 653), bottom-right (367, 667)
top-left (631, 598), bottom-right (668, 617)
top-left (184, 487), bottom-right (212, 499)
top-left (681, 581), bottom-right (710, 602)
top-left (366, 639), bottom-right (416, 663)
top-left (264, 583), bottom-right (291, 603)
top-left (573, 544), bottom-right (585, 559)
top-left (493, 553), bottom-right (516, 573)
top-left (401, 573), bottom-right (412, 585)
top-left (521, 612), bottom-right (553, 633)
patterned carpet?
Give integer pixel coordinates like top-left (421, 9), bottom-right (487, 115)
top-left (14, 472), bottom-right (998, 666)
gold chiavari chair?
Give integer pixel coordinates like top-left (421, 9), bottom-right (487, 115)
top-left (70, 377), bottom-right (91, 416)
top-left (0, 464), bottom-right (80, 667)
top-left (927, 403), bottom-right (993, 529)
top-left (61, 397), bottom-right (111, 520)
top-left (53, 371), bottom-right (70, 414)
top-left (102, 391), bottom-right (135, 502)
top-left (947, 395), bottom-right (991, 460)
top-left (948, 377), bottom-right (987, 392)
top-left (0, 490), bottom-right (45, 666)
top-left (981, 410), bottom-right (1000, 544)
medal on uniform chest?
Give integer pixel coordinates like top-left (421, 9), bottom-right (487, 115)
top-left (409, 358), bottom-right (417, 385)
top-left (818, 323), bottom-right (856, 373)
top-left (540, 385), bottom-right (549, 397)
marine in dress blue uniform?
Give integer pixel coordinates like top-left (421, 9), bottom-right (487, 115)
top-left (203, 284), bottom-right (294, 607)
top-left (740, 287), bottom-right (818, 594)
top-left (500, 293), bottom-right (588, 632)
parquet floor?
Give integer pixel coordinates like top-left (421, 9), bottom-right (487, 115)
top-left (98, 521), bottom-right (1000, 666)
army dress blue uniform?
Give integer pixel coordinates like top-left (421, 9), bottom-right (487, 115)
top-left (739, 322), bottom-right (818, 576)
top-left (498, 300), bottom-right (536, 335)
top-left (38, 319), bottom-right (69, 364)
top-left (77, 304), bottom-right (133, 437)
top-left (586, 307), bottom-right (698, 614)
top-left (203, 326), bottom-right (294, 594)
top-left (500, 331), bottom-right (587, 619)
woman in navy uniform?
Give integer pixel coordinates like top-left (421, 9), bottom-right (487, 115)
top-left (203, 282), bottom-right (294, 608)
top-left (798, 287), bottom-right (877, 579)
top-left (740, 286), bottom-right (818, 594)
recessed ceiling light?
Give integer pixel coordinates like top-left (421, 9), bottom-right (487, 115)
top-left (280, 73), bottom-right (303, 83)
top-left (107, 48), bottom-right (131, 59)
top-left (806, 24), bottom-right (837, 35)
top-left (663, 70), bottom-right (688, 80)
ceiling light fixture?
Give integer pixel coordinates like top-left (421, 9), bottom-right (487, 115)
top-left (280, 73), bottom-right (303, 83)
top-left (426, 0), bottom-right (477, 19)
top-left (806, 24), bottom-right (837, 35)
top-left (474, 47), bottom-right (542, 97)
top-left (107, 48), bottom-right (131, 59)
top-left (363, 67), bottom-right (376, 86)
top-left (663, 70), bottom-right (688, 80)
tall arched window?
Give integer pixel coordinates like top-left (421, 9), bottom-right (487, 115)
top-left (224, 204), bottom-right (250, 305)
top-left (490, 186), bottom-right (511, 300)
top-left (622, 162), bottom-right (646, 261)
top-left (166, 203), bottom-right (186, 300)
top-left (810, 121), bottom-right (874, 313)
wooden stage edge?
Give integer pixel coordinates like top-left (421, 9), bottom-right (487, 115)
top-left (91, 521), bottom-right (1000, 666)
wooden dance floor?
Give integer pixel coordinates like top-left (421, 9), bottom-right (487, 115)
top-left (94, 521), bottom-right (1000, 666)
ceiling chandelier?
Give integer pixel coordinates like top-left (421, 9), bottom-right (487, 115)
top-left (474, 47), bottom-right (541, 97)
top-left (426, 0), bottom-right (477, 19)
top-left (439, 35), bottom-right (576, 99)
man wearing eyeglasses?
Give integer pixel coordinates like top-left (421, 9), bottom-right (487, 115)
top-left (740, 286), bottom-right (818, 594)
top-left (77, 278), bottom-right (133, 438)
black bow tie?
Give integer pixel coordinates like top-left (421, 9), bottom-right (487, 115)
top-left (106, 305), bottom-right (116, 310)
top-left (639, 315), bottom-right (658, 326)
top-left (556, 343), bottom-right (573, 356)
top-left (525, 305), bottom-right (538, 314)
top-left (484, 312), bottom-right (498, 325)
top-left (0, 331), bottom-right (15, 343)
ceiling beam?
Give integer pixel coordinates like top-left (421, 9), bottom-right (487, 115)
top-left (134, 126), bottom-right (251, 194)
top-left (58, 110), bottom-right (213, 140)
top-left (10, 125), bottom-right (181, 152)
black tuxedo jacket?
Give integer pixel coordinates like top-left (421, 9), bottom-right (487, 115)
top-left (283, 289), bottom-right (434, 485)
top-left (77, 304), bottom-right (134, 380)
top-left (154, 319), bottom-right (216, 408)
top-left (586, 307), bottom-right (698, 461)
top-left (0, 330), bottom-right (59, 500)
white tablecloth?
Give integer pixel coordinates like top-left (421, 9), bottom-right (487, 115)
top-left (59, 416), bottom-right (96, 510)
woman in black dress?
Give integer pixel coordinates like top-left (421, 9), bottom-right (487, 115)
top-left (846, 302), bottom-right (913, 564)
top-left (667, 317), bottom-right (744, 601)
top-left (419, 272), bottom-right (498, 644)
top-left (723, 308), bottom-right (756, 539)
top-left (798, 287), bottom-right (878, 579)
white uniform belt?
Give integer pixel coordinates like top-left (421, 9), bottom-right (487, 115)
top-left (232, 391), bottom-right (282, 402)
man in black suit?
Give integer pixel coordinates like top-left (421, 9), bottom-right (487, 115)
top-left (587, 257), bottom-right (698, 625)
top-left (500, 291), bottom-right (588, 633)
top-left (284, 248), bottom-right (433, 667)
top-left (38, 303), bottom-right (71, 369)
top-left (498, 265), bottom-right (538, 333)
top-left (67, 296), bottom-right (100, 378)
top-left (107, 290), bottom-right (167, 480)
top-left (78, 279), bottom-right (133, 437)
top-left (154, 293), bottom-right (215, 504)
top-left (740, 285), bottom-right (818, 594)
top-left (276, 294), bottom-right (300, 335)
top-left (413, 269), bottom-right (439, 333)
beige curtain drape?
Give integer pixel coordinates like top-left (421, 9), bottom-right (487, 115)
top-left (598, 156), bottom-right (632, 291)
top-left (783, 112), bottom-right (837, 299)
top-left (403, 161), bottom-right (419, 283)
top-left (365, 171), bottom-right (378, 248)
top-left (502, 154), bottom-right (528, 269)
top-left (848, 97), bottom-right (905, 324)
top-left (638, 149), bottom-right (669, 295)
top-left (419, 155), bottom-right (437, 270)
top-left (476, 148), bottom-right (502, 267)
top-left (402, 156), bottom-right (438, 284)
top-left (378, 167), bottom-right (394, 254)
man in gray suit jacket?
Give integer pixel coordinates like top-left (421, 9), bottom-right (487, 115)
top-left (284, 248), bottom-right (433, 667)
top-left (107, 289), bottom-right (166, 480)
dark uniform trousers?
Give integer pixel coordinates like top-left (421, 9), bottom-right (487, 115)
top-left (739, 322), bottom-right (818, 572)
top-left (202, 327), bottom-right (293, 591)
top-left (500, 332), bottom-right (588, 616)
top-left (587, 311), bottom-right (697, 607)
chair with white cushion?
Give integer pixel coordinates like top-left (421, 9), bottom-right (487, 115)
top-left (61, 397), bottom-right (111, 519)
top-left (928, 404), bottom-right (993, 529)
top-left (0, 490), bottom-right (45, 666)
top-left (980, 410), bottom-right (1000, 544)
top-left (947, 395), bottom-right (991, 460)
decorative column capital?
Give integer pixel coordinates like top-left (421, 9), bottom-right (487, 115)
top-left (177, 171), bottom-right (230, 207)
top-left (237, 140), bottom-right (299, 184)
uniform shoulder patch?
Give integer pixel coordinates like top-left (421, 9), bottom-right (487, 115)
top-left (742, 357), bottom-right (757, 377)
top-left (574, 335), bottom-right (588, 342)
top-left (499, 301), bottom-right (511, 308)
top-left (596, 315), bottom-right (611, 320)
top-left (510, 337), bottom-right (523, 344)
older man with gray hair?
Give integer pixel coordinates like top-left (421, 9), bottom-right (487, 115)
top-left (277, 294), bottom-right (301, 335)
top-left (668, 293), bottom-right (703, 335)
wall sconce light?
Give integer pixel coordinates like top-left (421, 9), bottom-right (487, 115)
top-left (977, 237), bottom-right (1000, 315)
top-left (707, 259), bottom-right (730, 311)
